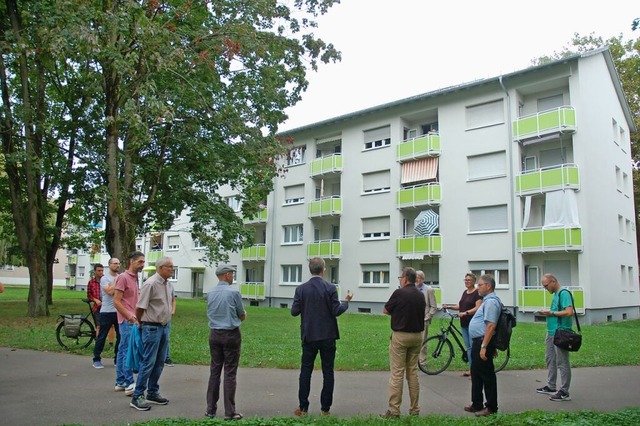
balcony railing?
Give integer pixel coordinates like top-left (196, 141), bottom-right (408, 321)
top-left (243, 208), bottom-right (268, 224)
top-left (68, 254), bottom-right (78, 265)
top-left (307, 239), bottom-right (341, 259)
top-left (515, 164), bottom-right (580, 196)
top-left (308, 196), bottom-right (342, 218)
top-left (66, 276), bottom-right (76, 288)
top-left (239, 282), bottom-right (266, 300)
top-left (518, 286), bottom-right (585, 314)
top-left (513, 106), bottom-right (576, 141)
top-left (396, 134), bottom-right (441, 162)
top-left (396, 235), bottom-right (442, 258)
top-left (517, 227), bottom-right (582, 252)
top-left (310, 154), bottom-right (342, 177)
top-left (241, 244), bottom-right (267, 261)
top-left (89, 253), bottom-right (102, 264)
top-left (146, 250), bottom-right (163, 264)
top-left (397, 183), bottom-right (442, 208)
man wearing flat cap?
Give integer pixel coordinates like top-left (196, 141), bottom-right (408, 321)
top-left (206, 264), bottom-right (246, 420)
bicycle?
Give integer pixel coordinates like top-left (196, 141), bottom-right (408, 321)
top-left (56, 298), bottom-right (97, 350)
top-left (418, 308), bottom-right (510, 375)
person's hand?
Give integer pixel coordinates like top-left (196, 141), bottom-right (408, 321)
top-left (345, 290), bottom-right (353, 302)
top-left (480, 347), bottom-right (487, 361)
top-left (539, 309), bottom-right (551, 316)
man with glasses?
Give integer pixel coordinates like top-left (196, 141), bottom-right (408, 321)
top-left (381, 267), bottom-right (426, 418)
top-left (129, 256), bottom-right (174, 411)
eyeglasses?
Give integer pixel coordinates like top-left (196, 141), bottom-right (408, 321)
top-left (163, 265), bottom-right (174, 270)
top-left (397, 276), bottom-right (404, 279)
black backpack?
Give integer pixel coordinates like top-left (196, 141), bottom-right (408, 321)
top-left (493, 301), bottom-right (516, 351)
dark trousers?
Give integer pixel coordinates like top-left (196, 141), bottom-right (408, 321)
top-left (93, 312), bottom-right (120, 362)
top-left (470, 337), bottom-right (498, 412)
top-left (207, 328), bottom-right (242, 417)
top-left (298, 338), bottom-right (336, 412)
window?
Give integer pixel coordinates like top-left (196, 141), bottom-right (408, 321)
top-left (469, 261), bottom-right (509, 288)
top-left (78, 266), bottom-right (85, 278)
top-left (465, 99), bottom-right (504, 129)
top-left (284, 184), bottom-right (304, 205)
top-left (537, 94), bottom-right (563, 112)
top-left (286, 145), bottom-right (306, 166)
top-left (523, 156), bottom-right (537, 171)
top-left (283, 224), bottom-right (303, 244)
top-left (361, 263), bottom-right (390, 285)
top-left (363, 126), bottom-right (391, 150)
top-left (612, 118), bottom-right (619, 145)
top-left (615, 166), bottom-right (622, 192)
top-left (626, 219), bottom-right (632, 243)
top-left (362, 170), bottom-right (390, 193)
top-left (282, 265), bottom-right (303, 284)
top-left (469, 205), bottom-right (508, 233)
top-left (193, 236), bottom-right (204, 249)
top-left (167, 235), bottom-right (180, 250)
top-left (623, 172), bottom-right (629, 196)
top-left (628, 266), bottom-right (634, 291)
top-left (618, 215), bottom-right (625, 241)
top-left (525, 265), bottom-right (539, 288)
top-left (468, 151), bottom-right (506, 180)
top-left (170, 265), bottom-right (179, 281)
top-left (226, 196), bottom-right (241, 212)
top-left (362, 216), bottom-right (390, 240)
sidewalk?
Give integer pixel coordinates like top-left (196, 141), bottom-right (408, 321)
top-left (1, 347), bottom-right (638, 425)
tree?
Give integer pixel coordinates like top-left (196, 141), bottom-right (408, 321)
top-left (1, 0), bottom-right (341, 316)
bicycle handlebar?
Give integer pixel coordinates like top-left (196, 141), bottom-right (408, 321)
top-left (439, 307), bottom-right (459, 319)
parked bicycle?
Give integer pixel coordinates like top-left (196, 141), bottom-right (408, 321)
top-left (418, 308), bottom-right (510, 375)
top-left (56, 298), bottom-right (96, 350)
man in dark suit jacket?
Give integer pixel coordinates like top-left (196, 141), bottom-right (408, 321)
top-left (291, 257), bottom-right (353, 416)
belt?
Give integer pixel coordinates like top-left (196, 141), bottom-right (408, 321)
top-left (472, 337), bottom-right (484, 341)
top-left (141, 321), bottom-right (164, 327)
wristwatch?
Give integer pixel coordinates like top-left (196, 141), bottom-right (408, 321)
top-left (481, 344), bottom-right (486, 348)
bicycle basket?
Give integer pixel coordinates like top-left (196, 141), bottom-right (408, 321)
top-left (63, 314), bottom-right (83, 337)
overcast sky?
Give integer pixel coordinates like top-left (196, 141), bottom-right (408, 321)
top-left (280, 0), bottom-right (637, 131)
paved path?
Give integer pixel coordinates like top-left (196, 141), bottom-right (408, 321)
top-left (1, 347), bottom-right (639, 425)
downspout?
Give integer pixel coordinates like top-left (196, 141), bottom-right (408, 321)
top-left (499, 76), bottom-right (519, 311)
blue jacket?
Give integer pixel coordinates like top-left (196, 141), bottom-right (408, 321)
top-left (126, 325), bottom-right (143, 373)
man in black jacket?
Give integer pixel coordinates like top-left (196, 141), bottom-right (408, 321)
top-left (291, 257), bottom-right (353, 416)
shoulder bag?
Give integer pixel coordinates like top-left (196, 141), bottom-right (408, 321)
top-left (552, 289), bottom-right (582, 352)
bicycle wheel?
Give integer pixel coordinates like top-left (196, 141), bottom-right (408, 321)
top-left (56, 319), bottom-right (96, 350)
top-left (418, 335), bottom-right (454, 375)
top-left (494, 346), bottom-right (510, 373)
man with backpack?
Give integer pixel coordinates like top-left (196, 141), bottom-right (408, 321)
top-left (464, 274), bottom-right (501, 417)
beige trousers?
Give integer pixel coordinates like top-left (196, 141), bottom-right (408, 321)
top-left (388, 330), bottom-right (423, 415)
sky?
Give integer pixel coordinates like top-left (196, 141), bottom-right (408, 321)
top-left (280, 0), bottom-right (638, 131)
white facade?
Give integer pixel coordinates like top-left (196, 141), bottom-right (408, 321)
top-left (139, 48), bottom-right (639, 324)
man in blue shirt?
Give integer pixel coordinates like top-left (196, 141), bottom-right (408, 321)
top-left (536, 273), bottom-right (574, 402)
top-left (206, 264), bottom-right (246, 420)
top-left (465, 274), bottom-right (501, 416)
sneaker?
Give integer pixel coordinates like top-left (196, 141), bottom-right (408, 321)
top-left (224, 413), bottom-right (243, 420)
top-left (92, 361), bottom-right (104, 369)
top-left (549, 390), bottom-right (571, 401)
top-left (380, 410), bottom-right (400, 418)
top-left (130, 395), bottom-right (151, 411)
top-left (293, 408), bottom-right (307, 417)
top-left (205, 412), bottom-right (216, 419)
top-left (124, 383), bottom-right (135, 396)
top-left (115, 383), bottom-right (126, 392)
top-left (146, 394), bottom-right (169, 405)
top-left (165, 358), bottom-right (174, 367)
top-left (320, 411), bottom-right (330, 416)
top-left (536, 385), bottom-right (557, 394)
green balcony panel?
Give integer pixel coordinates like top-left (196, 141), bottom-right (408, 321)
top-left (241, 245), bottom-right (267, 261)
top-left (517, 227), bottom-right (582, 252)
top-left (240, 282), bottom-right (266, 300)
top-left (68, 255), bottom-right (78, 265)
top-left (513, 106), bottom-right (576, 141)
top-left (90, 254), bottom-right (102, 264)
top-left (307, 240), bottom-right (341, 259)
top-left (147, 250), bottom-right (163, 264)
top-left (243, 208), bottom-right (268, 224)
top-left (515, 164), bottom-right (579, 195)
top-left (66, 277), bottom-right (76, 287)
top-left (396, 135), bottom-right (441, 162)
top-left (518, 287), bottom-right (584, 313)
top-left (397, 184), bottom-right (442, 208)
top-left (310, 154), bottom-right (343, 177)
top-left (308, 197), bottom-right (342, 217)
top-left (396, 236), bottom-right (442, 258)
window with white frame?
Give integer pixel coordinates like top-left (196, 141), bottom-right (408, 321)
top-left (78, 266), bottom-right (86, 277)
top-left (468, 151), bottom-right (506, 180)
top-left (362, 216), bottom-right (390, 240)
top-left (282, 264), bottom-right (303, 284)
top-left (167, 235), bottom-right (180, 250)
top-left (193, 236), bottom-right (205, 249)
top-left (468, 205), bottom-right (508, 233)
top-left (628, 266), bottom-right (634, 291)
top-left (362, 170), bottom-right (390, 194)
top-left (283, 224), bottom-right (303, 244)
top-left (226, 196), bottom-right (241, 212)
top-left (286, 145), bottom-right (306, 166)
top-left (612, 118), bottom-right (619, 145)
top-left (469, 261), bottom-right (509, 289)
top-left (618, 215), bottom-right (625, 241)
top-left (284, 184), bottom-right (305, 205)
top-left (361, 263), bottom-right (390, 285)
top-left (465, 99), bottom-right (504, 129)
top-left (363, 126), bottom-right (391, 150)
top-left (623, 172), bottom-right (629, 196)
top-left (170, 265), bottom-right (179, 281)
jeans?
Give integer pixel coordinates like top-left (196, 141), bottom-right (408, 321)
top-left (133, 323), bottom-right (169, 398)
top-left (298, 338), bottom-right (337, 413)
top-left (116, 321), bottom-right (134, 386)
top-left (93, 312), bottom-right (120, 362)
top-left (165, 321), bottom-right (171, 361)
top-left (388, 331), bottom-right (422, 415)
top-left (207, 328), bottom-right (242, 417)
top-left (461, 326), bottom-right (472, 369)
top-left (470, 337), bottom-right (498, 412)
top-left (545, 334), bottom-right (571, 393)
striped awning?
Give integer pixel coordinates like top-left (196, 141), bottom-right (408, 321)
top-left (401, 157), bottom-right (438, 184)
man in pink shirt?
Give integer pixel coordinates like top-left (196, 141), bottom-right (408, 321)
top-left (113, 251), bottom-right (145, 396)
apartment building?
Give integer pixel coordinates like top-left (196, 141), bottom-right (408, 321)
top-left (135, 47), bottom-right (639, 324)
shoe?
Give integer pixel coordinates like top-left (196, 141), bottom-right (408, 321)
top-left (124, 383), bottom-right (135, 396)
top-left (536, 385), bottom-right (557, 394)
top-left (115, 383), bottom-right (126, 392)
top-left (146, 394), bottom-right (169, 405)
top-left (475, 407), bottom-right (496, 416)
top-left (205, 412), bottom-right (216, 418)
top-left (549, 390), bottom-right (571, 401)
top-left (463, 404), bottom-right (482, 413)
top-left (165, 358), bottom-right (174, 367)
top-left (462, 371), bottom-right (471, 377)
top-left (380, 410), bottom-right (400, 418)
top-left (130, 396), bottom-right (151, 411)
top-left (92, 361), bottom-right (104, 369)
top-left (293, 408), bottom-right (307, 417)
top-left (224, 413), bottom-right (243, 420)
top-left (321, 411), bottom-right (330, 416)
